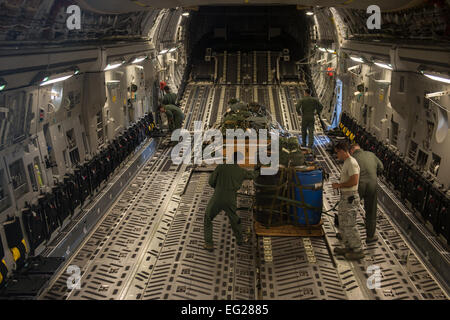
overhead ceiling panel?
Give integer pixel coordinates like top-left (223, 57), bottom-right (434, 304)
top-left (76, 0), bottom-right (425, 14)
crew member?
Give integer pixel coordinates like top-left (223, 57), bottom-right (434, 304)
top-left (296, 88), bottom-right (323, 148)
top-left (159, 81), bottom-right (167, 100)
top-left (158, 104), bottom-right (184, 132)
top-left (162, 86), bottom-right (178, 106)
top-left (350, 143), bottom-right (384, 243)
top-left (332, 141), bottom-right (364, 260)
top-left (204, 152), bottom-right (257, 251)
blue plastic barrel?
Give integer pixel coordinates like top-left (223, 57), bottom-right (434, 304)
top-left (293, 169), bottom-right (323, 225)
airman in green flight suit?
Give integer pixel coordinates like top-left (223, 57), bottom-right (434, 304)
top-left (162, 86), bottom-right (178, 106)
top-left (350, 143), bottom-right (384, 243)
top-left (295, 88), bottom-right (323, 148)
top-left (203, 152), bottom-right (257, 251)
top-left (159, 104), bottom-right (184, 132)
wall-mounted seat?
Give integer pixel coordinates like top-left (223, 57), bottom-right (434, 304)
top-left (22, 204), bottom-right (46, 255)
top-left (0, 219), bottom-right (54, 299)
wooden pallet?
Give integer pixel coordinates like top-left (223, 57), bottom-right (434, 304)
top-left (254, 220), bottom-right (324, 237)
top-left (222, 138), bottom-right (270, 168)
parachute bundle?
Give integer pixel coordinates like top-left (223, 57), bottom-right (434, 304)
top-left (279, 137), bottom-right (305, 167)
top-left (219, 99), bottom-right (272, 134)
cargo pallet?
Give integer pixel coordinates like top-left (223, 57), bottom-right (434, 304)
top-left (253, 166), bottom-right (324, 237)
top-left (254, 220), bottom-right (324, 237)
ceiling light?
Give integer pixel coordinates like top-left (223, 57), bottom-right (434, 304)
top-left (0, 78), bottom-right (7, 91)
top-left (159, 49), bottom-right (169, 55)
top-left (38, 68), bottom-right (78, 86)
top-left (374, 62), bottom-right (393, 70)
top-left (422, 72), bottom-right (450, 84)
top-left (104, 61), bottom-right (124, 71)
top-left (168, 47), bottom-right (177, 53)
top-left (425, 90), bottom-right (450, 98)
top-left (132, 56), bottom-right (147, 64)
top-left (373, 79), bottom-right (391, 84)
top-left (182, 12), bottom-right (190, 17)
top-left (318, 48), bottom-right (327, 52)
top-left (327, 49), bottom-right (336, 54)
top-left (40, 74), bottom-right (73, 86)
top-left (350, 56), bottom-right (364, 63)
top-left (347, 65), bottom-right (360, 72)
top-left (306, 11), bottom-right (314, 16)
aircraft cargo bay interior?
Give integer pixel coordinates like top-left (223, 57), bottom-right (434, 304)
top-left (0, 0), bottom-right (449, 301)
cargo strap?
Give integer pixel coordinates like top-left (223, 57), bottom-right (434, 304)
top-left (0, 259), bottom-right (7, 287)
top-left (274, 195), bottom-right (322, 212)
top-left (253, 181), bottom-right (287, 190)
top-left (10, 239), bottom-right (27, 263)
top-left (254, 181), bottom-right (320, 191)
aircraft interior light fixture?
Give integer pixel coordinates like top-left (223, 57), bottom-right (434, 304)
top-left (374, 62), bottom-right (393, 70)
top-left (306, 11), bottom-right (314, 16)
top-left (350, 56), bottom-right (364, 63)
top-left (373, 79), bottom-right (391, 84)
top-left (168, 47), bottom-right (177, 53)
top-left (0, 78), bottom-right (7, 91)
top-left (132, 56), bottom-right (148, 64)
top-left (159, 49), bottom-right (169, 55)
top-left (40, 69), bottom-right (78, 86)
top-left (318, 48), bottom-right (327, 52)
top-left (421, 70), bottom-right (450, 84)
top-left (425, 90), bottom-right (450, 98)
top-left (40, 74), bottom-right (73, 86)
top-left (104, 60), bottom-right (125, 71)
top-left (182, 12), bottom-right (190, 17)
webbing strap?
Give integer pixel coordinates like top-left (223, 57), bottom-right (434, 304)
top-left (291, 182), bottom-right (322, 191)
top-left (11, 247), bottom-right (20, 262)
top-left (0, 259), bottom-right (6, 285)
top-left (275, 195), bottom-right (322, 211)
top-left (253, 181), bottom-right (287, 190)
top-left (10, 240), bottom-right (27, 263)
top-left (255, 181), bottom-right (319, 191)
top-left (21, 239), bottom-right (28, 253)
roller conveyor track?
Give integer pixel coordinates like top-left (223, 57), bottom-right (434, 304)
top-left (41, 145), bottom-right (192, 300)
top-left (241, 52), bottom-right (254, 85)
top-left (226, 54), bottom-right (238, 84)
top-left (282, 85), bottom-right (301, 132)
top-left (209, 86), bottom-right (222, 126)
top-left (39, 75), bottom-right (449, 301)
top-left (256, 52), bottom-right (268, 84)
top-left (270, 86), bottom-right (283, 125)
